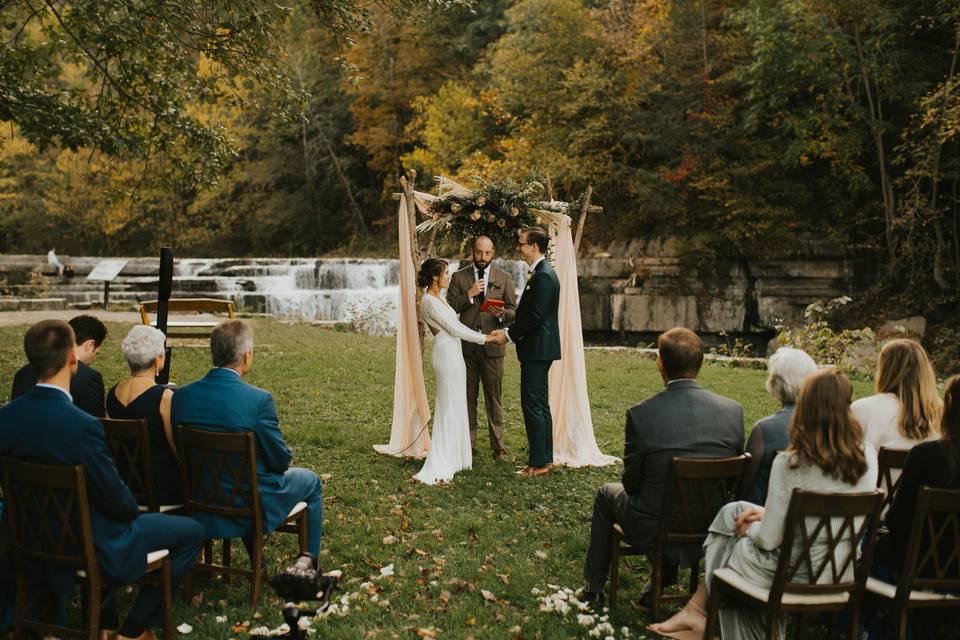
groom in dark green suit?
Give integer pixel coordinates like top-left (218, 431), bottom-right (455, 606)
top-left (491, 227), bottom-right (561, 476)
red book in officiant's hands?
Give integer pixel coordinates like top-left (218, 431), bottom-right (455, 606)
top-left (480, 299), bottom-right (504, 313)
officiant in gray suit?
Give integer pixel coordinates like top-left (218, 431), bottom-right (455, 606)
top-left (446, 236), bottom-right (517, 459)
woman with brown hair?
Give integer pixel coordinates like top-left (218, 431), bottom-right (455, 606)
top-left (649, 369), bottom-right (878, 639)
top-left (852, 339), bottom-right (942, 454)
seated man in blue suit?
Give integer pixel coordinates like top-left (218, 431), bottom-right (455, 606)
top-left (171, 320), bottom-right (323, 557)
top-left (0, 320), bottom-right (204, 640)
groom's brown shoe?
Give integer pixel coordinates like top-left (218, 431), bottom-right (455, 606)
top-left (515, 466), bottom-right (534, 475)
top-left (529, 465), bottom-right (551, 477)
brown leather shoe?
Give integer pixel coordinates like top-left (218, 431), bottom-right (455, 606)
top-left (529, 465), bottom-right (551, 476)
top-left (515, 466), bottom-right (534, 475)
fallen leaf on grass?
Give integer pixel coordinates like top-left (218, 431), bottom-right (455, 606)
top-left (176, 623), bottom-right (192, 634)
top-left (496, 573), bottom-right (510, 585)
top-left (481, 589), bottom-right (496, 602)
top-left (534, 550), bottom-right (548, 560)
top-left (416, 628), bottom-right (437, 638)
top-left (439, 590), bottom-right (451, 605)
top-left (380, 563), bottom-right (395, 577)
top-left (446, 577), bottom-right (474, 592)
top-left (382, 534), bottom-right (396, 545)
top-left (320, 473), bottom-right (332, 481)
top-left (414, 548), bottom-right (429, 556)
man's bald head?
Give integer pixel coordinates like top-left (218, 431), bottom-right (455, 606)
top-left (472, 235), bottom-right (495, 269)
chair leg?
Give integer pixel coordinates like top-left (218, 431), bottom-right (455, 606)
top-left (251, 540), bottom-right (263, 606)
top-left (203, 540), bottom-right (213, 566)
top-left (764, 607), bottom-right (779, 640)
top-left (86, 579), bottom-right (101, 640)
top-left (161, 558), bottom-right (173, 640)
top-left (795, 613), bottom-right (807, 640)
top-left (297, 514), bottom-right (308, 555)
top-left (827, 612), bottom-right (838, 640)
top-left (608, 533), bottom-right (620, 607)
top-left (894, 605), bottom-right (908, 640)
top-left (223, 538), bottom-right (232, 585)
top-left (650, 555), bottom-right (662, 621)
top-left (846, 603), bottom-right (862, 640)
top-left (703, 580), bottom-right (721, 640)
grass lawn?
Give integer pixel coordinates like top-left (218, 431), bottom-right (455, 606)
top-left (0, 320), bottom-right (874, 639)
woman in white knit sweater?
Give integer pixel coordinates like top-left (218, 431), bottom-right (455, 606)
top-left (851, 338), bottom-right (941, 454)
top-left (649, 369), bottom-right (878, 640)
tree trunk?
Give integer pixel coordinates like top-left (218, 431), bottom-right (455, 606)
top-left (853, 29), bottom-right (898, 270)
top-left (315, 126), bottom-right (368, 235)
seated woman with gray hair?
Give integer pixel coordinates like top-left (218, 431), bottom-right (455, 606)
top-left (107, 325), bottom-right (181, 504)
top-left (741, 347), bottom-right (818, 504)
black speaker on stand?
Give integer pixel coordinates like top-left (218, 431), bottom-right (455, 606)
top-left (156, 247), bottom-right (173, 385)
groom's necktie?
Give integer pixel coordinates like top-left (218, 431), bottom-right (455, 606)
top-left (476, 267), bottom-right (485, 303)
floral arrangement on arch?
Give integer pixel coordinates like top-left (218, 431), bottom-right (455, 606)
top-left (417, 176), bottom-right (569, 249)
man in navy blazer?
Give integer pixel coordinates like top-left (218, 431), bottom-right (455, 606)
top-left (11, 314), bottom-right (107, 417)
top-left (0, 320), bottom-right (203, 640)
top-left (171, 320), bottom-right (324, 557)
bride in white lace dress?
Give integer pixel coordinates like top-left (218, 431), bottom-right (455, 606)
top-left (415, 258), bottom-right (499, 485)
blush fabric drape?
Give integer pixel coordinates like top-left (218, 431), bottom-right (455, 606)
top-left (373, 193), bottom-right (433, 458)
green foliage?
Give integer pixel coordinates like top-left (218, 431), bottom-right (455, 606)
top-left (710, 330), bottom-right (757, 362)
top-left (774, 296), bottom-right (880, 378)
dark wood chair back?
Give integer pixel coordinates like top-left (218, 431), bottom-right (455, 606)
top-left (1, 457), bottom-right (100, 638)
top-left (770, 489), bottom-right (883, 603)
top-left (658, 454), bottom-right (752, 546)
top-left (177, 426), bottom-right (262, 537)
top-left (615, 453), bottom-right (750, 617)
top-left (899, 487), bottom-right (960, 596)
top-left (1, 457), bottom-right (97, 576)
top-left (877, 447), bottom-right (910, 514)
top-left (101, 417), bottom-right (158, 511)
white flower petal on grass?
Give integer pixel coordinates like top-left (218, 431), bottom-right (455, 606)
top-left (215, 616), bottom-right (227, 623)
top-left (176, 623), bottom-right (193, 634)
top-left (379, 564), bottom-right (395, 577)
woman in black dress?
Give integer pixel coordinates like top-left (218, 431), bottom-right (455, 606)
top-left (107, 325), bottom-right (181, 504)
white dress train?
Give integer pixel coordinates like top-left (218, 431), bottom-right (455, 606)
top-left (414, 294), bottom-right (486, 485)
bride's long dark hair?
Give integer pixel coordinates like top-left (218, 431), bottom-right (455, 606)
top-left (417, 258), bottom-right (447, 289)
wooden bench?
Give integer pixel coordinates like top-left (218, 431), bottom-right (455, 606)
top-left (139, 298), bottom-right (236, 339)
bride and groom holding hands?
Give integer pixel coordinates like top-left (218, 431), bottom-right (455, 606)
top-left (413, 227), bottom-right (561, 485)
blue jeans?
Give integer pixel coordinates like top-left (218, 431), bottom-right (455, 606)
top-left (125, 514), bottom-right (204, 628)
top-left (283, 467), bottom-right (323, 556)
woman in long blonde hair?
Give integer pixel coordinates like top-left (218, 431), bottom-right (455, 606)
top-left (649, 369), bottom-right (878, 639)
top-left (851, 338), bottom-right (942, 453)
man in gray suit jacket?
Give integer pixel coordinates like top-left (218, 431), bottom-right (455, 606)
top-left (582, 327), bottom-right (744, 600)
top-left (446, 236), bottom-right (517, 457)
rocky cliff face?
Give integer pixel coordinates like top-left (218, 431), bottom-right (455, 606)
top-left (578, 237), bottom-right (864, 334)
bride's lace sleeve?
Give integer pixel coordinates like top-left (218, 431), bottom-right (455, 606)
top-left (422, 296), bottom-right (486, 344)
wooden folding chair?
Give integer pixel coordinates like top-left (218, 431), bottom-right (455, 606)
top-left (1, 457), bottom-right (173, 639)
top-left (876, 447), bottom-right (910, 516)
top-left (866, 487), bottom-right (960, 639)
top-left (101, 417), bottom-right (182, 513)
top-left (704, 489), bottom-right (883, 640)
top-left (609, 453), bottom-right (751, 620)
top-left (177, 426), bottom-right (309, 605)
